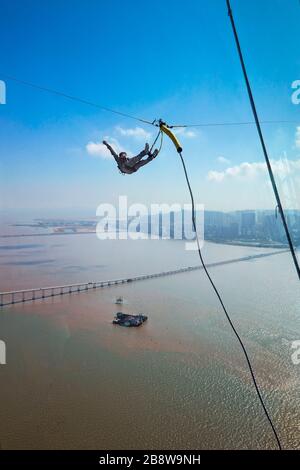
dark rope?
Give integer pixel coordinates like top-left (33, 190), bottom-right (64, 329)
top-left (226, 0), bottom-right (300, 281)
top-left (178, 150), bottom-right (282, 450)
top-left (149, 130), bottom-right (164, 158)
top-left (158, 131), bottom-right (164, 154)
top-left (149, 129), bottom-right (162, 153)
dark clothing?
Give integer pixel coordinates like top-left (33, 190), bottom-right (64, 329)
top-left (103, 141), bottom-right (158, 174)
top-left (119, 147), bottom-right (154, 174)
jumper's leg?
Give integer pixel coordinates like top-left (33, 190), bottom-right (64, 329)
top-left (132, 155), bottom-right (153, 171)
top-left (150, 149), bottom-right (159, 158)
top-left (127, 144), bottom-right (150, 167)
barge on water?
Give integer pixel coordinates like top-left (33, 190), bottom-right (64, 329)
top-left (113, 312), bottom-right (148, 327)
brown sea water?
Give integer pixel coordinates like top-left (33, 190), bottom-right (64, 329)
top-left (0, 224), bottom-right (300, 449)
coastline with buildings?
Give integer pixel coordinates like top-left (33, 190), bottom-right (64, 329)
top-left (4, 209), bottom-right (299, 249)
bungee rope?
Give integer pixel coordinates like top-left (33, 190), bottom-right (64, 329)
top-left (158, 121), bottom-right (282, 450)
top-left (179, 149), bottom-right (282, 450)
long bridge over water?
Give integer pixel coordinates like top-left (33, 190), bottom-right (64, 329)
top-left (0, 250), bottom-right (287, 308)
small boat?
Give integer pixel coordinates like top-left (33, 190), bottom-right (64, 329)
top-left (115, 297), bottom-right (123, 305)
top-left (112, 312), bottom-right (148, 327)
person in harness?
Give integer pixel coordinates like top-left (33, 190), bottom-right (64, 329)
top-left (102, 141), bottom-right (159, 174)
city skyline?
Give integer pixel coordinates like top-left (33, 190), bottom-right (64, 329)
top-left (8, 208), bottom-right (300, 248)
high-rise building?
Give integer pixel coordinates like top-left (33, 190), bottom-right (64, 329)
top-left (241, 211), bottom-right (256, 238)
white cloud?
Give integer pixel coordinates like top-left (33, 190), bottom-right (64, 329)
top-left (173, 128), bottom-right (197, 139)
top-left (116, 126), bottom-right (152, 140)
top-left (86, 137), bottom-right (130, 160)
top-left (207, 171), bottom-right (225, 183)
top-left (217, 156), bottom-right (231, 165)
top-left (207, 158), bottom-right (300, 182)
top-left (295, 126), bottom-right (300, 148)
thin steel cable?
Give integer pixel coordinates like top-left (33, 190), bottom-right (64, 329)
top-left (2, 74), bottom-right (297, 130)
top-left (0, 73), bottom-right (154, 126)
top-left (169, 119), bottom-right (299, 128)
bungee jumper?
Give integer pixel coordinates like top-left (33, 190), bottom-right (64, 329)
top-left (103, 140), bottom-right (159, 174)
top-left (103, 120), bottom-right (182, 175)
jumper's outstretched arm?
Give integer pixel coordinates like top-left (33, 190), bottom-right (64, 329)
top-left (103, 140), bottom-right (119, 163)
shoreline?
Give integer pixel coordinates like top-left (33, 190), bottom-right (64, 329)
top-left (0, 230), bottom-right (291, 250)
top-left (206, 238), bottom-right (289, 249)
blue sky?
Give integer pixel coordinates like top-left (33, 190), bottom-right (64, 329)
top-left (0, 0), bottom-right (299, 213)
